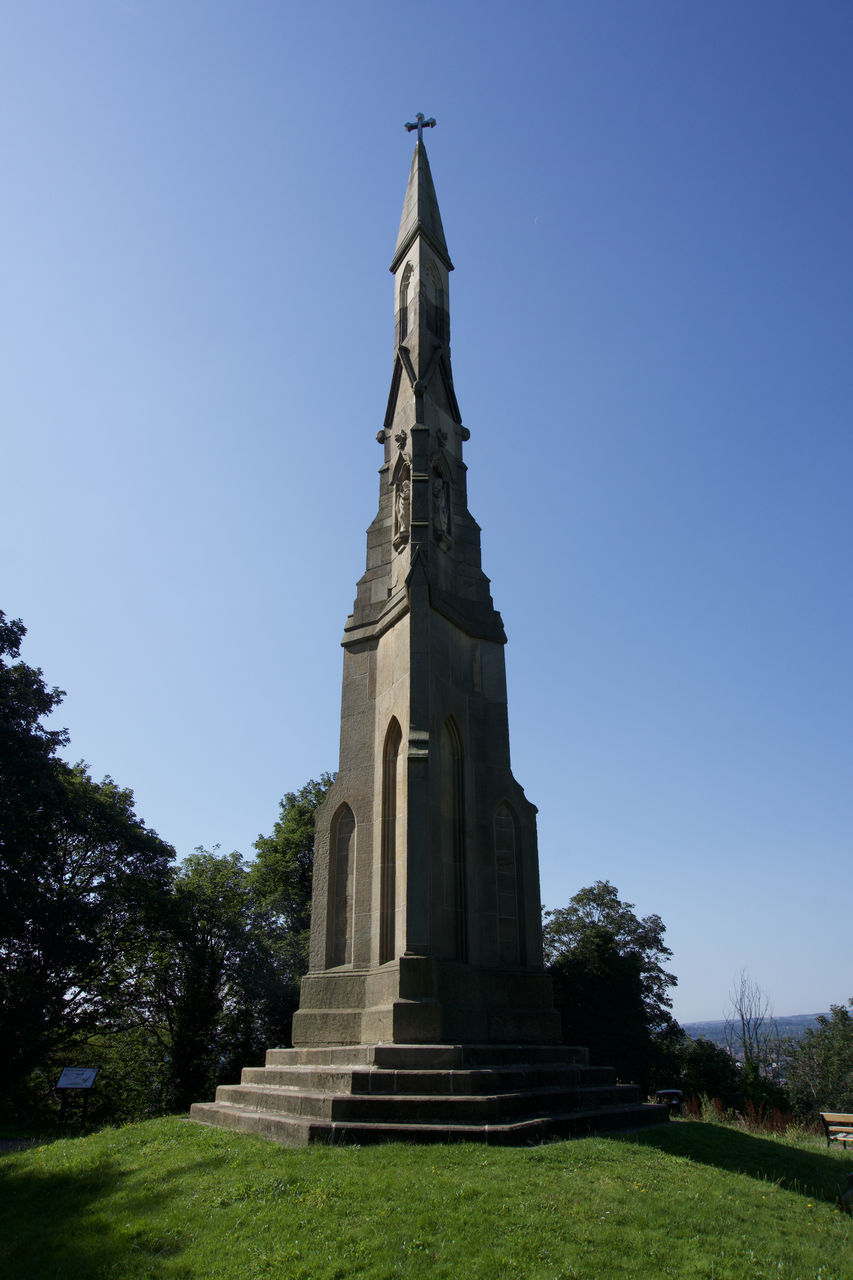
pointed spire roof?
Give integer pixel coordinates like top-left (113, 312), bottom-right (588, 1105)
top-left (390, 141), bottom-right (454, 274)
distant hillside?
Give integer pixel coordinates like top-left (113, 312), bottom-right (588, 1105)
top-left (682, 1013), bottom-right (827, 1048)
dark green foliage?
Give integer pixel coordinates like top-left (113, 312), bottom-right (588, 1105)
top-left (251, 776), bottom-right (333, 939)
top-left (249, 774), bottom-right (333, 1037)
top-left (1, 758), bottom-right (175, 1090)
top-left (738, 1060), bottom-right (790, 1115)
top-left (0, 611), bottom-right (335, 1125)
top-left (148, 777), bottom-right (333, 1110)
top-left (549, 923), bottom-right (656, 1086)
top-left (785, 1000), bottom-right (853, 1118)
top-left (543, 880), bottom-right (677, 1033)
top-left (143, 849), bottom-right (285, 1110)
top-left (544, 882), bottom-right (679, 1089)
top-left (679, 1036), bottom-right (743, 1109)
top-left (654, 1033), bottom-right (791, 1119)
top-left (0, 614), bottom-right (175, 1098)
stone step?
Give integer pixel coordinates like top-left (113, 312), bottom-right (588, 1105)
top-left (323, 1103), bottom-right (667, 1146)
top-left (189, 1102), bottom-right (324, 1146)
top-left (190, 1099), bottom-right (667, 1147)
top-left (191, 1041), bottom-right (666, 1148)
top-left (240, 1063), bottom-right (616, 1095)
top-left (325, 1083), bottom-right (642, 1125)
top-left (264, 1043), bottom-right (591, 1070)
top-left (214, 1081), bottom-right (642, 1125)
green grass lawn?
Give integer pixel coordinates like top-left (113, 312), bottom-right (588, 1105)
top-left (2, 1118), bottom-right (852, 1279)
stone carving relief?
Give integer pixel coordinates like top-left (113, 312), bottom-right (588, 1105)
top-left (393, 464), bottom-right (411, 551)
top-left (432, 472), bottom-right (451, 550)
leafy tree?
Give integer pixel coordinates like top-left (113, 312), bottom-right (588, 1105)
top-left (678, 1036), bottom-right (743, 1109)
top-left (0, 611), bottom-right (68, 939)
top-left (1, 763), bottom-right (174, 1093)
top-left (543, 880), bottom-right (677, 1033)
top-left (0, 612), bottom-right (336, 1118)
top-left (142, 848), bottom-right (292, 1111)
top-left (149, 776), bottom-right (333, 1111)
top-left (543, 882), bottom-right (678, 1089)
top-left (0, 614), bottom-right (175, 1094)
top-left (250, 775), bottom-right (333, 1001)
top-left (548, 923), bottom-right (655, 1086)
top-left (785, 1001), bottom-right (853, 1118)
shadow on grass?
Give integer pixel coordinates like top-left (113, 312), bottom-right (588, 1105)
top-left (607, 1120), bottom-right (852, 1206)
top-left (0, 1148), bottom-right (221, 1280)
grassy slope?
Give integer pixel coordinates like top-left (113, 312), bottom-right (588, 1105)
top-left (2, 1118), bottom-right (852, 1280)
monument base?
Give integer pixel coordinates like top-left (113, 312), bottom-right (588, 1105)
top-left (190, 1041), bottom-right (668, 1146)
top-left (291, 956), bottom-right (563, 1047)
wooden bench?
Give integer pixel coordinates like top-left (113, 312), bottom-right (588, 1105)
top-left (820, 1112), bottom-right (853, 1148)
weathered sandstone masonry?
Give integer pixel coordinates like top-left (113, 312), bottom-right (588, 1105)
top-left (191, 128), bottom-right (666, 1143)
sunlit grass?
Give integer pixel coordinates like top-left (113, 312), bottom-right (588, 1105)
top-left (2, 1117), bottom-right (852, 1278)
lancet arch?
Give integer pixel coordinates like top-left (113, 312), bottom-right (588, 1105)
top-left (438, 717), bottom-right (467, 960)
top-left (380, 718), bottom-right (403, 963)
top-left (425, 260), bottom-right (446, 341)
top-left (494, 801), bottom-right (525, 966)
top-left (328, 803), bottom-right (355, 967)
top-left (398, 262), bottom-right (413, 342)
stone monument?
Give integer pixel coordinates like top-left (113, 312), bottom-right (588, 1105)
top-left (191, 120), bottom-right (666, 1143)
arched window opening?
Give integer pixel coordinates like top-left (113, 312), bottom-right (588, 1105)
top-left (494, 802), bottom-right (524, 966)
top-left (398, 264), bottom-right (413, 343)
top-left (439, 718), bottom-right (467, 960)
top-left (380, 719), bottom-right (403, 963)
top-left (434, 283), bottom-right (446, 341)
top-left (330, 804), bottom-right (355, 966)
top-left (426, 261), bottom-right (446, 342)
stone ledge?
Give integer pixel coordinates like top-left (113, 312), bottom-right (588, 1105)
top-left (189, 1099), bottom-right (668, 1148)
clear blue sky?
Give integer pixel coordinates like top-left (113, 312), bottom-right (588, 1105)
top-left (3, 1), bottom-right (851, 1024)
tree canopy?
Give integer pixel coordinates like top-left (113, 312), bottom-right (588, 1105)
top-left (543, 881), bottom-right (679, 1090)
top-left (543, 880), bottom-right (677, 1033)
top-left (1, 611), bottom-right (336, 1123)
top-left (785, 1001), bottom-right (853, 1117)
top-left (0, 613), bottom-right (175, 1093)
top-left (250, 774), bottom-right (333, 974)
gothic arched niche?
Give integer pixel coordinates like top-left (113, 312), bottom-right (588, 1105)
top-left (431, 453), bottom-right (451, 550)
top-left (380, 718), bottom-right (403, 963)
top-left (391, 455), bottom-right (411, 551)
top-left (329, 804), bottom-right (355, 967)
top-left (438, 717), bottom-right (467, 960)
top-left (494, 802), bottom-right (525, 966)
top-left (398, 262), bottom-right (413, 343)
top-left (425, 260), bottom-right (446, 342)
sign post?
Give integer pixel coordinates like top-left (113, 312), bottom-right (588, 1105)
top-left (55, 1067), bottom-right (100, 1125)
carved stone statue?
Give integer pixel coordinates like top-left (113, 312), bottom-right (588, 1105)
top-left (433, 476), bottom-right (450, 548)
top-left (394, 477), bottom-right (411, 546)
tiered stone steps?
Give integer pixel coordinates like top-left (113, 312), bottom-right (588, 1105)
top-left (190, 1044), bottom-right (667, 1146)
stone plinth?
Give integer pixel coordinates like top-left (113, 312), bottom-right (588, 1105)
top-left (190, 1043), bottom-right (667, 1146)
top-left (291, 956), bottom-right (562, 1048)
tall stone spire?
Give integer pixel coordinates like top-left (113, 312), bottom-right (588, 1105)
top-left (190, 133), bottom-right (667, 1145)
top-left (290, 132), bottom-right (559, 1047)
top-left (391, 140), bottom-right (453, 274)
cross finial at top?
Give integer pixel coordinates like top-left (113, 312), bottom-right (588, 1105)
top-left (404, 113), bottom-right (436, 145)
